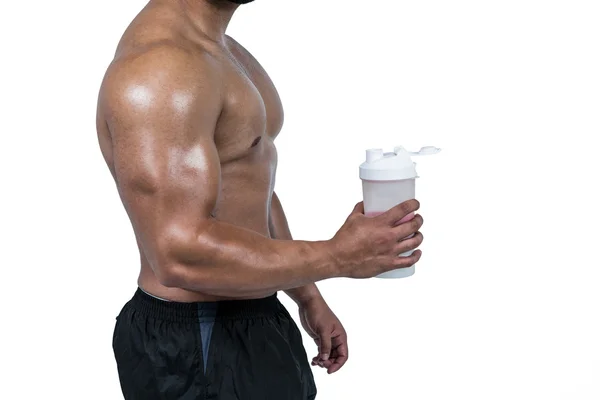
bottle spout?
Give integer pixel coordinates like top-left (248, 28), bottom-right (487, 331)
top-left (366, 148), bottom-right (384, 163)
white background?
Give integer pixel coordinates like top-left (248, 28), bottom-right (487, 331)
top-left (2, 0), bottom-right (599, 399)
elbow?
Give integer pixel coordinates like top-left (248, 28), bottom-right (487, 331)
top-left (154, 263), bottom-right (183, 288)
top-left (152, 248), bottom-right (205, 289)
top-left (152, 221), bottom-right (214, 289)
top-left (151, 226), bottom-right (196, 288)
top-left (152, 232), bottom-right (191, 288)
top-left (155, 261), bottom-right (214, 291)
top-left (153, 237), bottom-right (188, 288)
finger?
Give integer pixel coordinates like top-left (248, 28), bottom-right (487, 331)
top-left (394, 232), bottom-right (424, 254)
top-left (392, 249), bottom-right (422, 269)
top-left (312, 356), bottom-right (332, 368)
top-left (377, 199), bottom-right (420, 226)
top-left (318, 333), bottom-right (333, 361)
top-left (312, 337), bottom-right (324, 362)
top-left (327, 355), bottom-right (348, 374)
top-left (393, 214), bottom-right (423, 239)
top-left (352, 201), bottom-right (364, 215)
top-left (328, 342), bottom-right (349, 374)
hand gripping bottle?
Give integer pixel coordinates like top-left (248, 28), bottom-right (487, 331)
top-left (359, 146), bottom-right (441, 279)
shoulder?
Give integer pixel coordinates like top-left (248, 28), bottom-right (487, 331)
top-left (225, 35), bottom-right (263, 70)
top-left (225, 35), bottom-right (247, 54)
top-left (99, 42), bottom-right (223, 122)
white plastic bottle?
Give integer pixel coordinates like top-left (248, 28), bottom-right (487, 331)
top-left (359, 146), bottom-right (440, 279)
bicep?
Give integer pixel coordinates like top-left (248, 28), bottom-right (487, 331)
top-left (111, 123), bottom-right (221, 245)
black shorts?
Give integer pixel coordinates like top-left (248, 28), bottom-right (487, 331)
top-left (112, 288), bottom-right (317, 400)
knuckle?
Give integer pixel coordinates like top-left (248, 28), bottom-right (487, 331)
top-left (387, 229), bottom-right (397, 242)
top-left (377, 257), bottom-right (391, 270)
top-left (374, 237), bottom-right (388, 251)
top-left (382, 261), bottom-right (394, 273)
top-left (377, 230), bottom-right (395, 247)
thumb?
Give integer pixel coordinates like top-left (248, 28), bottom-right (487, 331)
top-left (319, 332), bottom-right (332, 361)
top-left (351, 201), bottom-right (364, 215)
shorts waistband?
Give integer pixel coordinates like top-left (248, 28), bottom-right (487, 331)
top-left (129, 288), bottom-right (281, 322)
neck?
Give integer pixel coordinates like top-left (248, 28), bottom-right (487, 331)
top-left (176, 0), bottom-right (238, 43)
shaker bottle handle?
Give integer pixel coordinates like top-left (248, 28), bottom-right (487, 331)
top-left (408, 146), bottom-right (441, 156)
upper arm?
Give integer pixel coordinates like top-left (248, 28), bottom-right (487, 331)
top-left (100, 45), bottom-right (223, 277)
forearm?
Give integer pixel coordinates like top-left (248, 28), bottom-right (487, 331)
top-left (268, 192), bottom-right (325, 305)
top-left (285, 282), bottom-right (323, 306)
top-left (164, 218), bottom-right (338, 298)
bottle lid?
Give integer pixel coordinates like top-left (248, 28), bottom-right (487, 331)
top-left (359, 146), bottom-right (441, 181)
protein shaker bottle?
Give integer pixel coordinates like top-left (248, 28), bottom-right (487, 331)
top-left (359, 145), bottom-right (441, 279)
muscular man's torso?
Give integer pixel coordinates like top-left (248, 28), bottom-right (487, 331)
top-left (96, 1), bottom-right (283, 302)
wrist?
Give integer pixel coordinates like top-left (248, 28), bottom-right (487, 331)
top-left (287, 284), bottom-right (323, 307)
top-left (321, 238), bottom-right (344, 278)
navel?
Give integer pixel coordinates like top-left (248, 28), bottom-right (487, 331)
top-left (250, 136), bottom-right (262, 148)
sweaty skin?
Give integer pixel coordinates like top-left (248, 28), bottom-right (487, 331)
top-left (96, 0), bottom-right (424, 305)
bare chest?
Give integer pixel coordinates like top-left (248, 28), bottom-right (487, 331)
top-left (213, 40), bottom-right (284, 166)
